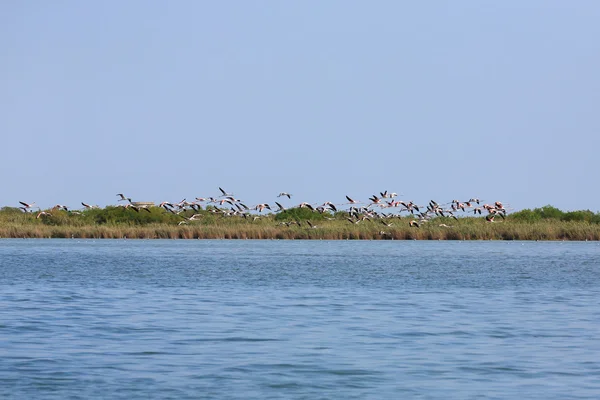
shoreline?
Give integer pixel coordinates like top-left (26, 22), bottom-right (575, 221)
top-left (2, 205), bottom-right (599, 241)
top-left (1, 222), bottom-right (599, 241)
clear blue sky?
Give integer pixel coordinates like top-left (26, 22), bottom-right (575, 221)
top-left (2, 2), bottom-right (599, 212)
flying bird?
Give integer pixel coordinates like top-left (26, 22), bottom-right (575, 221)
top-left (345, 195), bottom-right (359, 204)
top-left (298, 202), bottom-right (314, 210)
top-left (306, 220), bottom-right (318, 229)
top-left (19, 201), bottom-right (37, 210)
top-left (254, 203), bottom-right (271, 212)
top-left (116, 194), bottom-right (131, 202)
top-left (368, 195), bottom-right (381, 204)
top-left (219, 187), bottom-right (233, 197)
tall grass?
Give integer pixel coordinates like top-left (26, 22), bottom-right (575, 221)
top-left (1, 206), bottom-right (598, 240)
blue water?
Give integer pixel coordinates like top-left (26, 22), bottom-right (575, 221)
top-left (1, 239), bottom-right (599, 399)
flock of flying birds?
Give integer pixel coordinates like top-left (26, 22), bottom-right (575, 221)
top-left (16, 187), bottom-right (508, 228)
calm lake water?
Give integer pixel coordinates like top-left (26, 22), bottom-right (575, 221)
top-left (0, 239), bottom-right (599, 399)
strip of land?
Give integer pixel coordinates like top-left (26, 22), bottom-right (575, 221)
top-left (1, 206), bottom-right (598, 240)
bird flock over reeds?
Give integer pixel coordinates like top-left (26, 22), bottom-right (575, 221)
top-left (16, 187), bottom-right (508, 228)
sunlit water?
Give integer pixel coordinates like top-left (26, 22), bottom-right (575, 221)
top-left (1, 239), bottom-right (599, 399)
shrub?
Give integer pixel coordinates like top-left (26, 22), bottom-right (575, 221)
top-left (562, 210), bottom-right (596, 223)
top-left (274, 207), bottom-right (325, 222)
top-left (534, 205), bottom-right (564, 220)
top-left (509, 209), bottom-right (541, 223)
top-left (81, 206), bottom-right (182, 225)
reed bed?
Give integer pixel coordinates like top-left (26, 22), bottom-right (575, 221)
top-left (1, 218), bottom-right (599, 240)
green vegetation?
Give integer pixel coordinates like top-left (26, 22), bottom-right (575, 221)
top-left (0, 205), bottom-right (599, 240)
top-left (274, 207), bottom-right (328, 222)
top-left (509, 205), bottom-right (600, 224)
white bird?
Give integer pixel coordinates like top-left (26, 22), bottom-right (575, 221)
top-left (219, 187), bottom-right (233, 197)
top-left (298, 202), bottom-right (314, 210)
top-left (274, 202), bottom-right (286, 212)
top-left (368, 195), bottom-right (381, 204)
top-left (321, 201), bottom-right (337, 212)
top-left (159, 201), bottom-right (174, 209)
top-left (345, 195), bottom-right (359, 204)
top-left (19, 201), bottom-right (37, 210)
top-left (116, 193), bottom-right (131, 202)
top-left (254, 203), bottom-right (271, 212)
top-left (278, 192), bottom-right (292, 199)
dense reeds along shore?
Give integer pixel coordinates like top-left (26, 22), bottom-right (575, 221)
top-left (1, 205), bottom-right (599, 240)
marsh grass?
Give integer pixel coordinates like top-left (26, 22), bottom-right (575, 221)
top-left (1, 206), bottom-right (599, 240)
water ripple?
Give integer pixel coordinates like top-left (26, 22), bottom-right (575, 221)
top-left (0, 240), bottom-right (599, 399)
